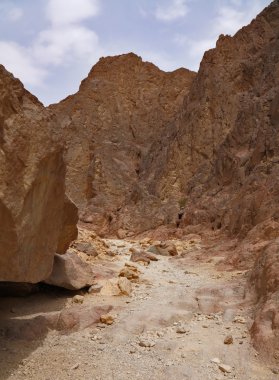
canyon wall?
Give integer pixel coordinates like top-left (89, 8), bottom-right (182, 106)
top-left (50, 53), bottom-right (196, 237)
top-left (177, 1), bottom-right (279, 239)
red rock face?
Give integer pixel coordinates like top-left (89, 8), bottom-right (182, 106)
top-left (50, 53), bottom-right (196, 236)
top-left (249, 240), bottom-right (279, 359)
top-left (178, 1), bottom-right (279, 237)
top-left (0, 65), bottom-right (78, 283)
top-left (173, 1), bottom-right (279, 359)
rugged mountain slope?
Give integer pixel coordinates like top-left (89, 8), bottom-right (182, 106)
top-left (171, 0), bottom-right (279, 359)
top-left (174, 0), bottom-right (279, 237)
top-left (0, 65), bottom-right (77, 283)
top-left (50, 53), bottom-right (196, 236)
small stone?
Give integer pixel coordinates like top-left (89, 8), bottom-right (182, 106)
top-left (88, 284), bottom-right (103, 294)
top-left (72, 295), bottom-right (84, 304)
top-left (271, 368), bottom-right (279, 375)
top-left (100, 314), bottom-right (115, 325)
top-left (71, 363), bottom-right (80, 370)
top-left (218, 364), bottom-right (232, 373)
top-left (224, 335), bottom-right (233, 344)
top-left (118, 277), bottom-right (132, 296)
top-left (176, 326), bottom-right (188, 334)
top-left (233, 316), bottom-right (246, 324)
top-left (138, 339), bottom-right (155, 348)
top-left (211, 358), bottom-right (221, 364)
top-left (130, 348), bottom-right (136, 354)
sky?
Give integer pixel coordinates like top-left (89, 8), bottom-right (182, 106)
top-left (0, 0), bottom-right (271, 105)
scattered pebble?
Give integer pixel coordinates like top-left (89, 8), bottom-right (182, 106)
top-left (100, 314), bottom-right (115, 325)
top-left (72, 295), bottom-right (84, 304)
top-left (233, 316), bottom-right (246, 324)
top-left (211, 358), bottom-right (221, 364)
top-left (176, 326), bottom-right (189, 334)
top-left (71, 363), bottom-right (80, 370)
top-left (224, 335), bottom-right (233, 345)
top-left (218, 364), bottom-right (232, 373)
top-left (139, 339), bottom-right (155, 348)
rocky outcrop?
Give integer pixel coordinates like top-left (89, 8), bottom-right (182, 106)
top-left (173, 0), bottom-right (279, 359)
top-left (50, 53), bottom-right (196, 236)
top-left (249, 240), bottom-right (279, 359)
top-left (45, 251), bottom-right (95, 290)
top-left (177, 1), bottom-right (279, 238)
top-left (0, 65), bottom-right (77, 283)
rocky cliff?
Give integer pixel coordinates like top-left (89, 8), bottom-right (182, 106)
top-left (50, 53), bottom-right (196, 237)
top-left (176, 1), bottom-right (279, 239)
top-left (174, 0), bottom-right (279, 359)
top-left (0, 65), bottom-right (77, 283)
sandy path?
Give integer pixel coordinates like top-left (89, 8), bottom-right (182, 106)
top-left (0, 239), bottom-right (276, 380)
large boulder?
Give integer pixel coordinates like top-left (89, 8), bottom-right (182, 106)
top-left (249, 240), bottom-right (279, 359)
top-left (0, 65), bottom-right (77, 283)
top-left (45, 251), bottom-right (95, 290)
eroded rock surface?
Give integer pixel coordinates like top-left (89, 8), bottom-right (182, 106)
top-left (50, 53), bottom-right (196, 236)
top-left (45, 251), bottom-right (95, 290)
top-left (249, 240), bottom-right (279, 359)
top-left (0, 65), bottom-right (77, 283)
top-left (177, 1), bottom-right (279, 239)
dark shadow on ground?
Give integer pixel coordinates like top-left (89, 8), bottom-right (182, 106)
top-left (0, 284), bottom-right (75, 380)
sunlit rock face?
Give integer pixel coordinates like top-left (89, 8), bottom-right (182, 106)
top-left (50, 53), bottom-right (196, 237)
top-left (0, 65), bottom-right (77, 283)
top-left (173, 1), bottom-right (279, 238)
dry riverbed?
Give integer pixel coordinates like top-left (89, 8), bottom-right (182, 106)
top-left (0, 237), bottom-right (277, 380)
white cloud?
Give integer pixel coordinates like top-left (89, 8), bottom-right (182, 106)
top-left (214, 1), bottom-right (264, 36)
top-left (47, 0), bottom-right (100, 26)
top-left (33, 26), bottom-right (101, 66)
top-left (173, 0), bottom-right (266, 71)
top-left (8, 7), bottom-right (23, 22)
top-left (0, 41), bottom-right (47, 86)
top-left (34, 0), bottom-right (102, 67)
top-left (155, 0), bottom-right (188, 22)
top-left (137, 50), bottom-right (178, 72)
top-left (0, 0), bottom-right (102, 102)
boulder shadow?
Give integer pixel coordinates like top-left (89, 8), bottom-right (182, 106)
top-left (0, 284), bottom-right (72, 379)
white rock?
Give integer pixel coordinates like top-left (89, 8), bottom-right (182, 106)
top-left (211, 358), bottom-right (221, 364)
top-left (139, 339), bottom-right (155, 348)
top-left (218, 364), bottom-right (232, 373)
